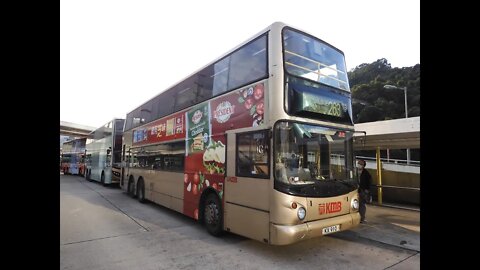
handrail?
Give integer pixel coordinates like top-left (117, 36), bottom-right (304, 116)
top-left (330, 154), bottom-right (421, 166)
top-left (284, 62), bottom-right (347, 85)
top-left (356, 155), bottom-right (420, 166)
top-left (284, 50), bottom-right (345, 74)
top-left (371, 184), bottom-right (420, 191)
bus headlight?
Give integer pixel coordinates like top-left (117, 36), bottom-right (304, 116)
top-left (351, 198), bottom-right (359, 211)
top-left (297, 207), bottom-right (306, 220)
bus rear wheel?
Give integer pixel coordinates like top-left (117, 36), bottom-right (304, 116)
top-left (204, 193), bottom-right (223, 236)
top-left (137, 179), bottom-right (146, 203)
top-left (128, 179), bottom-right (135, 198)
top-left (101, 172), bottom-right (106, 186)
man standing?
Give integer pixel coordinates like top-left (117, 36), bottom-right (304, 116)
top-left (357, 159), bottom-right (372, 223)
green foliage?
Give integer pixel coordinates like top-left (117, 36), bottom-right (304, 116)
top-left (349, 58), bottom-right (420, 123)
top-left (357, 106), bottom-right (383, 123)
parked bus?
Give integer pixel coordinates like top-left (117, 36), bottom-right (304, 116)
top-left (85, 118), bottom-right (125, 185)
top-left (61, 138), bottom-right (86, 176)
top-left (120, 22), bottom-right (359, 245)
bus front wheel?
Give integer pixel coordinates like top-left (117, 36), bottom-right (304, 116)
top-left (204, 193), bottom-right (223, 236)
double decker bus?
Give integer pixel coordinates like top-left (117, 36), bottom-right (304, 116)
top-left (61, 138), bottom-right (86, 176)
top-left (121, 22), bottom-right (359, 245)
top-left (85, 118), bottom-right (125, 185)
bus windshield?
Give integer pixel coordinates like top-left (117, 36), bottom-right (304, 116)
top-left (274, 121), bottom-right (356, 195)
top-left (283, 28), bottom-right (349, 91)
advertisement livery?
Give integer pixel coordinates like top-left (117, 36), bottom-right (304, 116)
top-left (132, 82), bottom-right (267, 219)
top-left (132, 112), bottom-right (186, 146)
top-left (186, 103), bottom-right (211, 155)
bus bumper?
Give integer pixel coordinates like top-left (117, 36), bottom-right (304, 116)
top-left (269, 212), bottom-right (360, 245)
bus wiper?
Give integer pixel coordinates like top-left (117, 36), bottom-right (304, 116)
top-left (330, 178), bottom-right (356, 188)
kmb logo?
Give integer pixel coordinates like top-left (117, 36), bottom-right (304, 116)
top-left (319, 202), bottom-right (342, 215)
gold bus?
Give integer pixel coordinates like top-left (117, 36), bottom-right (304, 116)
top-left (120, 22), bottom-right (360, 245)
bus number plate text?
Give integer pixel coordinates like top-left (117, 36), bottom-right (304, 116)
top-left (322, 225), bottom-right (340, 235)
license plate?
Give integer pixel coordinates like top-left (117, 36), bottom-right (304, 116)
top-left (322, 225), bottom-right (340, 235)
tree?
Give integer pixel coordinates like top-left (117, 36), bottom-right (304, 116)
top-left (349, 59), bottom-right (420, 123)
top-left (356, 106), bottom-right (383, 123)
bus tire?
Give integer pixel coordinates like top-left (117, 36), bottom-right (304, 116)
top-left (101, 171), bottom-right (106, 186)
top-left (121, 168), bottom-right (125, 186)
top-left (204, 193), bottom-right (223, 236)
top-left (137, 179), bottom-right (146, 203)
top-left (128, 178), bottom-right (135, 198)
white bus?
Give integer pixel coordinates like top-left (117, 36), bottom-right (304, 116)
top-left (85, 118), bottom-right (125, 185)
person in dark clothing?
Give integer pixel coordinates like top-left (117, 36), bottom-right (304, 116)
top-left (357, 159), bottom-right (372, 223)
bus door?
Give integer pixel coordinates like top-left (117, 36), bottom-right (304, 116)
top-left (224, 130), bottom-right (270, 243)
top-left (122, 147), bottom-right (133, 188)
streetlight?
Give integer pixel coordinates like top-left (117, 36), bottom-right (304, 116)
top-left (383, 84), bottom-right (410, 164)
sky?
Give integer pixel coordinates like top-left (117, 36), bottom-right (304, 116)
top-left (61, 0), bottom-right (419, 128)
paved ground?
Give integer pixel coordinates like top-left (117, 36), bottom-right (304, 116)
top-left (60, 174), bottom-right (420, 270)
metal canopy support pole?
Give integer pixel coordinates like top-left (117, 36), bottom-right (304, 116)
top-left (376, 147), bottom-right (383, 205)
top-left (407, 148), bottom-right (411, 165)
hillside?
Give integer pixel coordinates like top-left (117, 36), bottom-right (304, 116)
top-left (348, 58), bottom-right (420, 123)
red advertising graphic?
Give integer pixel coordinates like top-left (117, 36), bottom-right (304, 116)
top-left (186, 103), bottom-right (210, 156)
top-left (183, 133), bottom-right (226, 219)
top-left (182, 82), bottom-right (266, 219)
top-left (183, 171), bottom-right (225, 220)
top-left (211, 82), bottom-right (267, 135)
top-left (132, 111), bottom-right (185, 146)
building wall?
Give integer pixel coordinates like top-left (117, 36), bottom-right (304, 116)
top-left (366, 168), bottom-right (420, 206)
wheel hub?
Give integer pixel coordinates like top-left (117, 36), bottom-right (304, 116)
top-left (205, 203), bottom-right (218, 225)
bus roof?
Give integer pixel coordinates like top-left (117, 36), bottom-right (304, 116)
top-left (63, 137), bottom-right (87, 145)
top-left (124, 21), bottom-right (346, 130)
top-left (125, 22), bottom-right (286, 116)
top-left (86, 118), bottom-right (125, 135)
